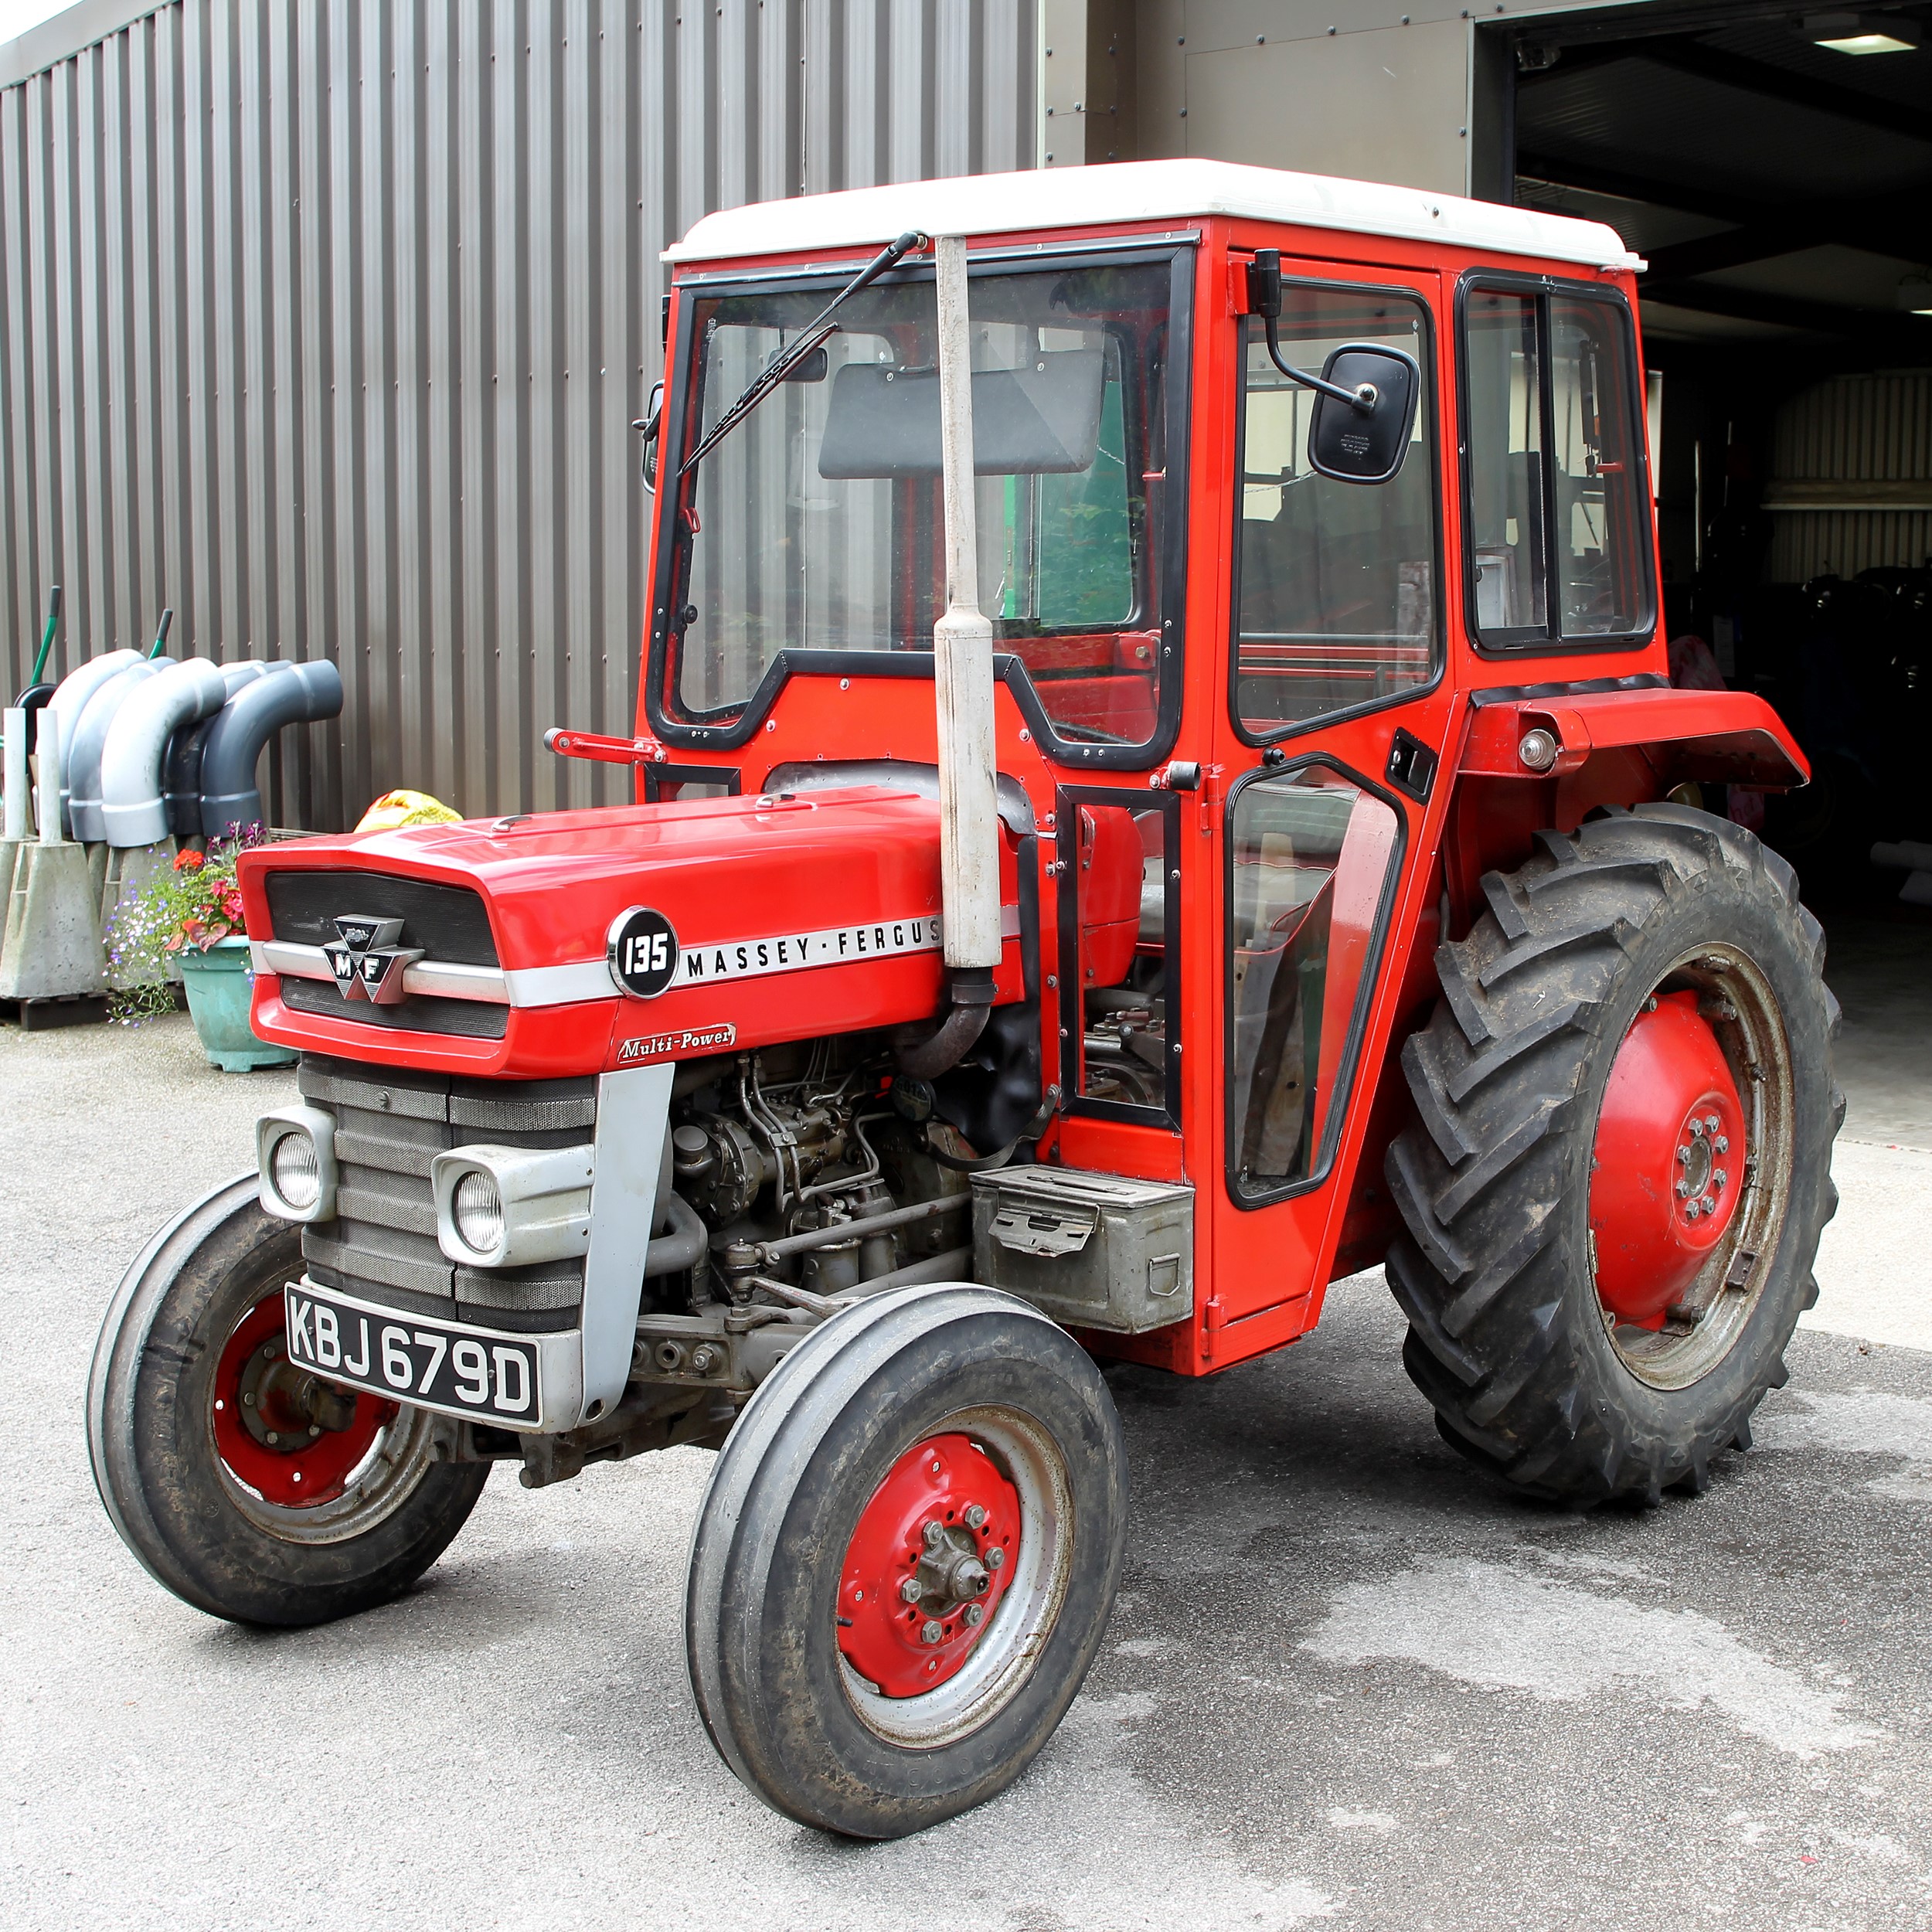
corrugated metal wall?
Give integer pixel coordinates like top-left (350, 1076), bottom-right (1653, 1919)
top-left (0, 0), bottom-right (1037, 829)
top-left (1767, 371), bottom-right (1932, 583)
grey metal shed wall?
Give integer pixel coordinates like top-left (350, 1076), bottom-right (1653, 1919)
top-left (0, 0), bottom-right (1038, 831)
top-left (1766, 372), bottom-right (1932, 583)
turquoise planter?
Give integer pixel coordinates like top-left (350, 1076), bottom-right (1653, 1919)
top-left (175, 935), bottom-right (297, 1073)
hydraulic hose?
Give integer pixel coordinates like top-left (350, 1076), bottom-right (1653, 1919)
top-left (894, 964), bottom-right (995, 1079)
top-left (165, 663), bottom-right (270, 838)
top-left (198, 659), bottom-right (343, 838)
top-left (67, 660), bottom-right (169, 842)
top-left (99, 659), bottom-right (228, 847)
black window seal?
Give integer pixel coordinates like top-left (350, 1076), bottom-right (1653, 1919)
top-left (642, 762), bottom-right (741, 801)
top-left (1221, 753), bottom-right (1409, 1212)
top-left (1454, 268), bottom-right (1658, 659)
top-left (1227, 274), bottom-right (1448, 749)
top-left (1056, 783), bottom-right (1182, 1130)
top-left (644, 243), bottom-right (1196, 774)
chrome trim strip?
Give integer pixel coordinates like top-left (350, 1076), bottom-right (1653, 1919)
top-left (255, 902), bottom-right (1020, 1012)
top-left (252, 939), bottom-right (512, 1005)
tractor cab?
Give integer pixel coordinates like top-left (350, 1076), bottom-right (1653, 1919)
top-left (90, 163), bottom-right (1836, 1845)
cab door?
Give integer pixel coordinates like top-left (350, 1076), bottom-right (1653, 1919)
top-left (1202, 255), bottom-right (1458, 1367)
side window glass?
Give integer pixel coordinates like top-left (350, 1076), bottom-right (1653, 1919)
top-left (1066, 798), bottom-right (1174, 1116)
top-left (1464, 284), bottom-right (1655, 648)
top-left (1464, 291), bottom-right (1547, 634)
top-left (1551, 297), bottom-right (1648, 638)
top-left (1227, 767), bottom-right (1399, 1196)
top-left (1233, 283), bottom-right (1438, 736)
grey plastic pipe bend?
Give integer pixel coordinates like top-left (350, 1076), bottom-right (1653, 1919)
top-left (43, 650), bottom-right (141, 805)
top-left (99, 659), bottom-right (229, 848)
top-left (68, 661), bottom-right (171, 842)
top-left (165, 662), bottom-right (270, 838)
top-left (198, 658), bottom-right (344, 838)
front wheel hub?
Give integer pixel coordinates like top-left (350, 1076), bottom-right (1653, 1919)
top-left (210, 1291), bottom-right (396, 1508)
top-left (1590, 991), bottom-right (1747, 1328)
top-left (838, 1432), bottom-right (1021, 1696)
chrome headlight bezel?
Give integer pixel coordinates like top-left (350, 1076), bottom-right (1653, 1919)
top-left (256, 1105), bottom-right (340, 1223)
top-left (430, 1143), bottom-right (595, 1270)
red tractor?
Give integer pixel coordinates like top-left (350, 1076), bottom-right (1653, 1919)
top-left (88, 162), bottom-right (1837, 1840)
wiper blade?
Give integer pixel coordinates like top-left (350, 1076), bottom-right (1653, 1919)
top-left (679, 228), bottom-right (928, 479)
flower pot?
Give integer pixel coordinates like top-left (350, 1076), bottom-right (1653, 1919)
top-left (175, 935), bottom-right (296, 1073)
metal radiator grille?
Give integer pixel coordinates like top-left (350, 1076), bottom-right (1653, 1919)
top-left (298, 1055), bottom-right (595, 1333)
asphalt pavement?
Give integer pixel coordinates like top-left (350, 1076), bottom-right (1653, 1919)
top-left (3, 1012), bottom-right (1930, 1931)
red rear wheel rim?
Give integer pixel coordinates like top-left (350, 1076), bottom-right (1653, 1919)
top-left (210, 1289), bottom-right (397, 1508)
top-left (1590, 992), bottom-right (1747, 1329)
top-left (838, 1432), bottom-right (1023, 1697)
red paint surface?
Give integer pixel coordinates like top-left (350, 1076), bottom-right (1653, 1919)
top-left (837, 1433), bottom-right (1022, 1698)
top-left (209, 1290), bottom-right (396, 1508)
top-left (1589, 993), bottom-right (1747, 1325)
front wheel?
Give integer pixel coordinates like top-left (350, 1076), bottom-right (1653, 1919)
top-left (1385, 804), bottom-right (1842, 1505)
top-left (87, 1176), bottom-right (489, 1625)
top-left (685, 1283), bottom-right (1128, 1838)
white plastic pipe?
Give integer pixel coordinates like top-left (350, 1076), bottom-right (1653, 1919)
top-left (3, 708), bottom-right (26, 842)
top-left (36, 709), bottom-right (62, 845)
top-left (100, 658), bottom-right (229, 846)
top-left (44, 649), bottom-right (140, 794)
top-left (67, 660), bottom-right (165, 842)
top-left (930, 232), bottom-right (1002, 972)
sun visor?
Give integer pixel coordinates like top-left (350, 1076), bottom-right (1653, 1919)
top-left (817, 349), bottom-right (1106, 478)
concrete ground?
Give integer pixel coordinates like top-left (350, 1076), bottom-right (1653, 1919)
top-left (2, 932), bottom-right (1928, 1930)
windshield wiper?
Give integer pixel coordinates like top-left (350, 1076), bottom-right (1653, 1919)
top-left (679, 229), bottom-right (927, 479)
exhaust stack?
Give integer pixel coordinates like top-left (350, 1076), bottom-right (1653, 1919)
top-left (900, 232), bottom-right (1002, 1078)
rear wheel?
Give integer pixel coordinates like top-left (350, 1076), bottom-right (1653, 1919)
top-left (87, 1176), bottom-right (488, 1625)
top-left (1385, 804), bottom-right (1841, 1505)
top-left (685, 1282), bottom-right (1127, 1838)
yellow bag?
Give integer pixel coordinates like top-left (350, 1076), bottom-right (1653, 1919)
top-left (355, 788), bottom-right (462, 832)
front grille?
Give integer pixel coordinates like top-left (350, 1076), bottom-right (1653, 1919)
top-left (298, 1054), bottom-right (596, 1333)
top-left (265, 870), bottom-right (498, 963)
top-left (282, 975), bottom-right (509, 1039)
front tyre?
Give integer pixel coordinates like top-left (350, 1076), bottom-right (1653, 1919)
top-left (1385, 804), bottom-right (1841, 1505)
top-left (685, 1283), bottom-right (1128, 1838)
top-left (87, 1176), bottom-right (489, 1625)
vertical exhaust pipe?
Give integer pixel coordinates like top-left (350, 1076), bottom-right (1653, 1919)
top-left (898, 233), bottom-right (1002, 1080)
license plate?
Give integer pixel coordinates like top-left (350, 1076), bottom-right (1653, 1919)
top-left (284, 1281), bottom-right (543, 1430)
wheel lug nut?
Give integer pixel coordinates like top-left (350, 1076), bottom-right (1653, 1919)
top-left (265, 1430), bottom-right (280, 1444)
top-left (964, 1503), bottom-right (988, 1529)
top-left (920, 1620), bottom-right (944, 1645)
top-left (308, 1425), bottom-right (321, 1438)
top-left (1685, 1200), bottom-right (1701, 1220)
top-left (1713, 1169), bottom-right (1727, 1190)
top-left (1675, 1179), bottom-right (1691, 1198)
top-left (922, 1519), bottom-right (944, 1549)
top-left (1705, 1115), bottom-right (1719, 1134)
top-left (1701, 1195), bottom-right (1716, 1216)
top-left (1676, 1146), bottom-right (1692, 1165)
top-left (1714, 1136), bottom-right (1729, 1154)
top-left (985, 1546), bottom-right (1005, 1570)
top-left (242, 1393), bottom-right (256, 1406)
top-left (964, 1604), bottom-right (985, 1628)
top-left (900, 1577), bottom-right (923, 1604)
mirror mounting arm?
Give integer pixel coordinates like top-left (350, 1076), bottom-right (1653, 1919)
top-left (1246, 250), bottom-right (1374, 414)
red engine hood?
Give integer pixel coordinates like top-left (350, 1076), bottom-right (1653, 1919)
top-left (240, 787), bottom-right (1025, 1077)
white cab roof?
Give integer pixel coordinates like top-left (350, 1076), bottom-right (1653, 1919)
top-left (665, 159), bottom-right (1643, 273)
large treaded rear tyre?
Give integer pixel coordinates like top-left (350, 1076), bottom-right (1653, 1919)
top-left (88, 1175), bottom-right (489, 1625)
top-left (1385, 804), bottom-right (1842, 1505)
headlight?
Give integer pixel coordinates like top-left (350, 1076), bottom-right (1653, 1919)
top-left (256, 1106), bottom-right (338, 1223)
top-left (452, 1168), bottom-right (505, 1256)
top-left (271, 1131), bottom-right (321, 1212)
top-left (430, 1144), bottom-right (594, 1269)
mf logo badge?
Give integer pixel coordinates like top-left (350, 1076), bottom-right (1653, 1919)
top-left (322, 914), bottom-right (425, 1005)
top-left (607, 905), bottom-right (680, 999)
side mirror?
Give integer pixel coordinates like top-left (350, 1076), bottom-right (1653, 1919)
top-left (636, 381), bottom-right (665, 492)
top-left (1308, 345), bottom-right (1420, 486)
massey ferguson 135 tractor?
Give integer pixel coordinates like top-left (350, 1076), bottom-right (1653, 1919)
top-left (88, 161), bottom-right (1838, 1838)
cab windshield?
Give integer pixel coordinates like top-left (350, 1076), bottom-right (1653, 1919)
top-left (660, 257), bottom-right (1179, 748)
